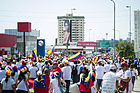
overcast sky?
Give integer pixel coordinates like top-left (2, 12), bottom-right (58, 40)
top-left (0, 0), bottom-right (140, 45)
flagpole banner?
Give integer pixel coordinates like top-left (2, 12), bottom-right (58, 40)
top-left (32, 48), bottom-right (38, 61)
top-left (37, 39), bottom-right (45, 57)
top-left (68, 52), bottom-right (83, 62)
top-left (94, 56), bottom-right (100, 64)
top-left (48, 45), bottom-right (55, 59)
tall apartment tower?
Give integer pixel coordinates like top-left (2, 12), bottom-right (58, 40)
top-left (57, 14), bottom-right (85, 45)
top-left (134, 11), bottom-right (140, 58)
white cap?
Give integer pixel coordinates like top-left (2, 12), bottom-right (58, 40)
top-left (110, 65), bottom-right (117, 70)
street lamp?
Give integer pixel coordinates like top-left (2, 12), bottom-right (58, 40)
top-left (71, 8), bottom-right (76, 15)
top-left (89, 29), bottom-right (92, 41)
top-left (110, 0), bottom-right (116, 61)
top-left (126, 5), bottom-right (131, 42)
top-left (106, 33), bottom-right (108, 40)
top-left (66, 8), bottom-right (76, 54)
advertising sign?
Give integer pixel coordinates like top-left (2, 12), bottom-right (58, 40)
top-left (63, 20), bottom-right (71, 44)
top-left (77, 42), bottom-right (96, 47)
top-left (18, 22), bottom-right (31, 32)
top-left (37, 39), bottom-right (45, 57)
top-left (99, 42), bottom-right (110, 47)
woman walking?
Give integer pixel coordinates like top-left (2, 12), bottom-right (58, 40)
top-left (0, 72), bottom-right (16, 93)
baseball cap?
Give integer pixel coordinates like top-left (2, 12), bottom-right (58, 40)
top-left (110, 65), bottom-right (117, 70)
top-left (64, 60), bottom-right (69, 64)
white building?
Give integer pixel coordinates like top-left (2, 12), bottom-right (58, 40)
top-left (5, 29), bottom-right (40, 56)
top-left (134, 11), bottom-right (140, 58)
top-left (57, 14), bottom-right (85, 45)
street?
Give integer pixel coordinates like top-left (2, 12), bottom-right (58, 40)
top-left (133, 76), bottom-right (140, 93)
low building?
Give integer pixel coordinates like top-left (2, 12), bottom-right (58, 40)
top-left (5, 29), bottom-right (40, 56)
top-left (0, 34), bottom-right (17, 57)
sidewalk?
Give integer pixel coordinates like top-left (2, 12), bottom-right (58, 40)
top-left (132, 76), bottom-right (140, 93)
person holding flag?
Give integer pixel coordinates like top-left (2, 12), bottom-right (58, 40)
top-left (51, 62), bottom-right (62, 79)
top-left (48, 45), bottom-right (55, 59)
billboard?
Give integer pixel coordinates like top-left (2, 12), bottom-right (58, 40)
top-left (0, 34), bottom-right (17, 47)
top-left (37, 39), bottom-right (45, 57)
top-left (77, 42), bottom-right (96, 47)
top-left (99, 42), bottom-right (110, 47)
top-left (63, 20), bottom-right (71, 44)
top-left (18, 22), bottom-right (31, 32)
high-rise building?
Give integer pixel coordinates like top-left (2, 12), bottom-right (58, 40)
top-left (134, 11), bottom-right (140, 58)
top-left (5, 29), bottom-right (40, 56)
top-left (57, 14), bottom-right (85, 45)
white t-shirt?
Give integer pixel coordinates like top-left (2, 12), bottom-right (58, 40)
top-left (51, 79), bottom-right (61, 93)
top-left (1, 78), bottom-right (15, 90)
top-left (104, 64), bottom-right (110, 72)
top-left (62, 66), bottom-right (72, 80)
top-left (102, 72), bottom-right (118, 93)
top-left (16, 75), bottom-right (28, 91)
top-left (0, 70), bottom-right (6, 81)
top-left (37, 62), bottom-right (43, 71)
top-left (29, 66), bottom-right (38, 78)
top-left (95, 65), bottom-right (106, 79)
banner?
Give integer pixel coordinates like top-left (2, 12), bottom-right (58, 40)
top-left (63, 20), bottom-right (71, 44)
top-left (37, 39), bottom-right (45, 57)
top-left (68, 52), bottom-right (83, 62)
top-left (77, 42), bottom-right (96, 47)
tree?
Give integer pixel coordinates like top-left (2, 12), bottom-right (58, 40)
top-left (116, 42), bottom-right (135, 58)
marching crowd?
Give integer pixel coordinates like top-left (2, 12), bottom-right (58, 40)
top-left (0, 55), bottom-right (140, 93)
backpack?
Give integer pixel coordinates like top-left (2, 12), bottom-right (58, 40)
top-left (72, 65), bottom-right (78, 75)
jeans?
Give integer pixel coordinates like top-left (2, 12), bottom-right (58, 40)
top-left (132, 76), bottom-right (135, 87)
top-left (2, 90), bottom-right (14, 93)
top-left (16, 90), bottom-right (28, 93)
top-left (97, 79), bottom-right (102, 91)
top-left (138, 67), bottom-right (140, 76)
top-left (65, 80), bottom-right (70, 93)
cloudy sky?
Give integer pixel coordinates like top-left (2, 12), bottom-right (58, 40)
top-left (0, 0), bottom-right (140, 45)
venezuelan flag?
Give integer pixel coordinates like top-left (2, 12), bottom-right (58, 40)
top-left (68, 52), bottom-right (83, 62)
top-left (79, 72), bottom-right (94, 92)
top-left (94, 56), bottom-right (100, 64)
top-left (32, 48), bottom-right (38, 61)
top-left (48, 45), bottom-right (55, 59)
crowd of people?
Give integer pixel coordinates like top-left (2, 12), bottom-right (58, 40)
top-left (0, 54), bottom-right (139, 93)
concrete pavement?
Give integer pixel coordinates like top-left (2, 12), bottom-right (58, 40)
top-left (132, 76), bottom-right (140, 93)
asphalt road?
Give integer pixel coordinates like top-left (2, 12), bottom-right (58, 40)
top-left (132, 76), bottom-right (140, 93)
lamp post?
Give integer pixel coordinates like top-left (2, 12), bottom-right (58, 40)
top-left (71, 8), bottom-right (76, 15)
top-left (89, 29), bottom-right (92, 41)
top-left (126, 6), bottom-right (131, 42)
top-left (110, 0), bottom-right (116, 60)
top-left (66, 8), bottom-right (76, 54)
